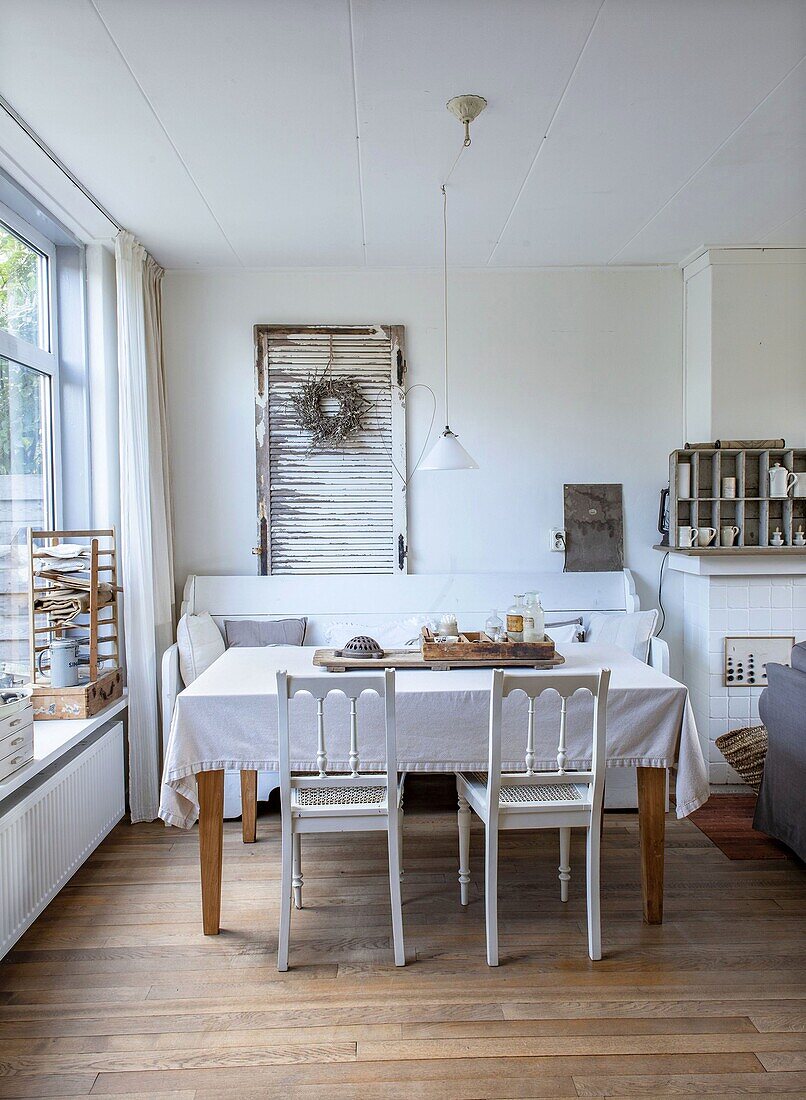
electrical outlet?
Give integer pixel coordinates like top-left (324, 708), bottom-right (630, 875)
top-left (550, 528), bottom-right (566, 552)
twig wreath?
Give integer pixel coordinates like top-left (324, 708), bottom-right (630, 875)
top-left (290, 371), bottom-right (370, 448)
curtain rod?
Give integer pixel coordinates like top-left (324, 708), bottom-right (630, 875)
top-left (0, 92), bottom-right (123, 233)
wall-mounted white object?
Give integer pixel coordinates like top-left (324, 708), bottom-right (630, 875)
top-left (421, 94), bottom-right (486, 473)
top-left (724, 635), bottom-right (794, 687)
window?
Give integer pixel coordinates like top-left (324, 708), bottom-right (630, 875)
top-left (255, 325), bottom-right (408, 575)
top-left (0, 204), bottom-right (58, 673)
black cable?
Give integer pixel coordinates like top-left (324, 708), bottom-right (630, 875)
top-left (657, 550), bottom-right (669, 636)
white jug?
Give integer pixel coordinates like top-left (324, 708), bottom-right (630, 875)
top-left (768, 462), bottom-right (797, 498)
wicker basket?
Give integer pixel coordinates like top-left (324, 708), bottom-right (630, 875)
top-left (715, 725), bottom-right (768, 791)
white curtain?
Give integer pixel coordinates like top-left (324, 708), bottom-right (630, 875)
top-left (115, 231), bottom-right (175, 822)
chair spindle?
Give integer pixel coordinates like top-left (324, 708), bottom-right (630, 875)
top-left (557, 696), bottom-right (568, 773)
top-left (525, 697), bottom-right (536, 774)
top-left (349, 697), bottom-right (359, 776)
top-left (316, 698), bottom-right (327, 776)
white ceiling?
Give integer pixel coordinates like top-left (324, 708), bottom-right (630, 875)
top-left (2, 0), bottom-right (804, 269)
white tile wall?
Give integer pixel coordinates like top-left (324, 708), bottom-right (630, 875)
top-left (682, 573), bottom-right (805, 784)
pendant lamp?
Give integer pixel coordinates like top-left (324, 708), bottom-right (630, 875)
top-left (420, 94), bottom-right (486, 472)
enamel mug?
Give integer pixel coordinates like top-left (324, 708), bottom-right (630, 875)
top-left (721, 526), bottom-right (740, 547)
top-left (677, 526), bottom-right (697, 548)
top-left (793, 473), bottom-right (805, 498)
top-left (696, 526), bottom-right (717, 547)
top-left (37, 639), bottom-right (81, 688)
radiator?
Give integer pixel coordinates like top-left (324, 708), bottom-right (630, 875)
top-left (0, 721), bottom-right (125, 958)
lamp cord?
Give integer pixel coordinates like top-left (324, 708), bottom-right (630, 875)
top-left (439, 135), bottom-right (470, 431)
top-left (442, 183), bottom-right (449, 428)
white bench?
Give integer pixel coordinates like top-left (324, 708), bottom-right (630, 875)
top-left (162, 570), bottom-right (668, 815)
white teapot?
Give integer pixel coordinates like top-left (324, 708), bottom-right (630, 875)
top-left (768, 462), bottom-right (797, 498)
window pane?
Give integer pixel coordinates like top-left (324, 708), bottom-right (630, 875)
top-left (0, 223), bottom-right (47, 349)
top-left (0, 356), bottom-right (51, 674)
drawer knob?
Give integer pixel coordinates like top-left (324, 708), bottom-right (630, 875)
top-left (10, 736), bottom-right (23, 747)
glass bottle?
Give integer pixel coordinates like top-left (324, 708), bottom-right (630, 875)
top-left (522, 596), bottom-right (536, 642)
top-left (506, 595), bottom-right (525, 642)
top-left (524, 592), bottom-right (545, 642)
top-left (484, 610), bottom-right (503, 642)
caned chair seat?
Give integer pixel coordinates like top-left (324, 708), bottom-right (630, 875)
top-left (469, 773), bottom-right (585, 805)
top-left (293, 784), bottom-right (387, 808)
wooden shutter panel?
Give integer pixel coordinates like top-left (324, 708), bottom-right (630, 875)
top-left (255, 325), bottom-right (407, 575)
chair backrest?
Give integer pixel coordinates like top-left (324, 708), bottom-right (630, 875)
top-left (487, 668), bottom-right (611, 811)
top-left (585, 610), bottom-right (658, 663)
top-left (276, 669), bottom-right (397, 796)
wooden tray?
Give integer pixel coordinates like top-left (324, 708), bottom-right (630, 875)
top-left (313, 640), bottom-right (564, 673)
top-left (421, 627), bottom-right (556, 664)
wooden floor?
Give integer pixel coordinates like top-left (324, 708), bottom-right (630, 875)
top-left (1, 780), bottom-right (805, 1099)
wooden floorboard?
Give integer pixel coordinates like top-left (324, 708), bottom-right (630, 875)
top-left (0, 794), bottom-right (804, 1100)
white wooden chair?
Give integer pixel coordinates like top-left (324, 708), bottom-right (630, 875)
top-left (456, 667), bottom-right (611, 966)
top-left (276, 668), bottom-right (405, 971)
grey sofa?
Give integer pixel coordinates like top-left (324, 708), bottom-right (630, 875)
top-left (753, 642), bottom-right (806, 860)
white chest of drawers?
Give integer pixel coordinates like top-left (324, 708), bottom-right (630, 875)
top-left (0, 703), bottom-right (34, 782)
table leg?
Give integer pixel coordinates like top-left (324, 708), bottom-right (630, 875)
top-left (637, 766), bottom-right (665, 924)
top-left (240, 769), bottom-right (258, 843)
top-left (197, 769), bottom-right (224, 935)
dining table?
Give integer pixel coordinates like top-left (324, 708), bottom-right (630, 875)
top-left (159, 643), bottom-right (709, 934)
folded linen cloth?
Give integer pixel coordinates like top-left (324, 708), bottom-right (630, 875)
top-left (33, 544), bottom-right (92, 559)
top-left (33, 545), bottom-right (92, 575)
top-left (33, 582), bottom-right (115, 624)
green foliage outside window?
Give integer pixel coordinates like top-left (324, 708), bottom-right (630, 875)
top-left (0, 229), bottom-right (45, 476)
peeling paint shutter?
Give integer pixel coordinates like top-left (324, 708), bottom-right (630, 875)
top-left (255, 325), bottom-right (407, 575)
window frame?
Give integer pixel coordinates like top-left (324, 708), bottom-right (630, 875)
top-left (0, 197), bottom-right (62, 528)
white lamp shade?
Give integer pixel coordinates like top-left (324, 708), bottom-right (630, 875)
top-left (419, 428), bottom-right (478, 471)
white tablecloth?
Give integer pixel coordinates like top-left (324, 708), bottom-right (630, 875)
top-left (159, 644), bottom-right (708, 828)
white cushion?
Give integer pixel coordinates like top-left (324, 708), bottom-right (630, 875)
top-left (177, 611), bottom-right (225, 685)
top-left (584, 610), bottom-right (658, 663)
top-left (545, 620), bottom-right (584, 644)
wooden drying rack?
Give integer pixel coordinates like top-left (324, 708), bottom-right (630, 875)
top-left (27, 528), bottom-right (121, 690)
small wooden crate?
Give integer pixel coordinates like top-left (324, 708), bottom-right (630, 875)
top-left (420, 628), bottom-right (557, 665)
top-left (31, 668), bottom-right (123, 721)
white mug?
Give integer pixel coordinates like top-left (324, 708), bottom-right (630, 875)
top-left (677, 526), bottom-right (697, 548)
top-left (793, 473), bottom-right (805, 498)
top-left (721, 525), bottom-right (740, 547)
top-left (722, 477), bottom-right (737, 499)
top-left (697, 526), bottom-right (717, 547)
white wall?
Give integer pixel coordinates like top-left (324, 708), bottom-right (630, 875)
top-left (683, 248), bottom-right (806, 447)
top-left (162, 266), bottom-right (682, 619)
top-left (711, 252), bottom-right (806, 445)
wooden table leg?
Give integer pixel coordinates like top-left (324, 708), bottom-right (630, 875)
top-left (637, 766), bottom-right (665, 925)
top-left (240, 769), bottom-right (258, 843)
top-left (197, 770), bottom-right (224, 935)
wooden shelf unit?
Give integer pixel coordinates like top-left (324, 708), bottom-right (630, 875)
top-left (27, 528), bottom-right (120, 686)
top-left (669, 447), bottom-right (806, 550)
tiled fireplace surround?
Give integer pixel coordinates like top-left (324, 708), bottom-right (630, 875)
top-left (681, 569), bottom-right (806, 784)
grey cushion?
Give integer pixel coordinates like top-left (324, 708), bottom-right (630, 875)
top-left (754, 662), bottom-right (806, 860)
top-left (224, 617), bottom-right (307, 648)
top-left (790, 642), bottom-right (806, 673)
